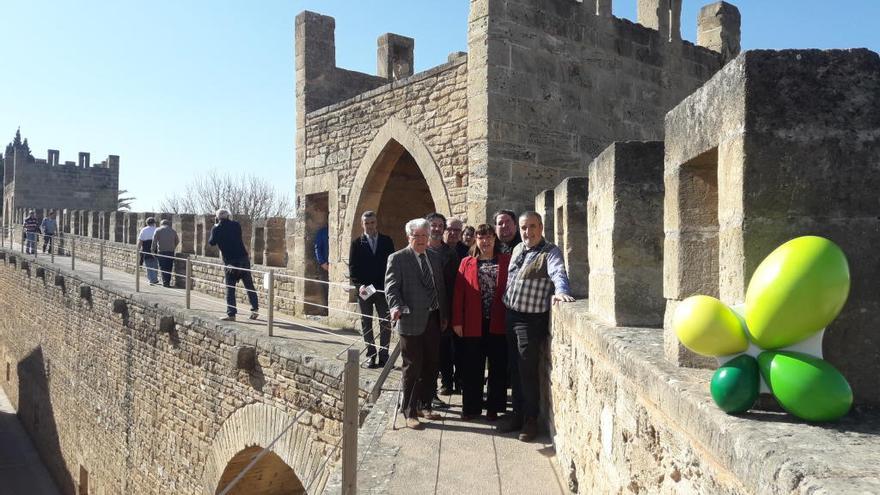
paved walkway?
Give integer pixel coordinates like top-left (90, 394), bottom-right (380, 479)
top-left (0, 388), bottom-right (59, 495)
top-left (4, 241), bottom-right (566, 494)
top-left (356, 387), bottom-right (566, 495)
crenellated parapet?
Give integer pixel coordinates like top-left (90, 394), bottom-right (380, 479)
top-left (2, 133), bottom-right (119, 223)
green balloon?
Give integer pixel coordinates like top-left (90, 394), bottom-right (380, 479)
top-left (745, 236), bottom-right (850, 349)
top-left (757, 351), bottom-right (853, 422)
top-left (710, 355), bottom-right (760, 414)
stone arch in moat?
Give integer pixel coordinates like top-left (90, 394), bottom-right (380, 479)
top-left (202, 403), bottom-right (329, 494)
top-left (343, 117), bottom-right (451, 249)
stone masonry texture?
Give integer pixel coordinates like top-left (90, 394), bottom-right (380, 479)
top-left (0, 247), bottom-right (349, 494)
top-left (664, 49), bottom-right (880, 403)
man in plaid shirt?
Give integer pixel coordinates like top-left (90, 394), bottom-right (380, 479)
top-left (499, 211), bottom-right (574, 441)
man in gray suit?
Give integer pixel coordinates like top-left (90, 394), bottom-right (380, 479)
top-left (385, 218), bottom-right (449, 430)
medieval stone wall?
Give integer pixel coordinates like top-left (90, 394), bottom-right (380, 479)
top-left (467, 0), bottom-right (727, 219)
top-left (3, 149), bottom-right (119, 215)
top-left (301, 56), bottom-right (469, 227)
top-left (0, 248), bottom-right (348, 494)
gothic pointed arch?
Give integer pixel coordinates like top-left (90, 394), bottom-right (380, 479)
top-left (342, 117), bottom-right (451, 246)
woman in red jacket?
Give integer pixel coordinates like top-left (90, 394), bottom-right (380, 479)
top-left (452, 224), bottom-right (511, 420)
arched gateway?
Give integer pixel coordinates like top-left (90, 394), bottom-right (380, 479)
top-left (343, 117), bottom-right (452, 249)
top-left (202, 403), bottom-right (327, 494)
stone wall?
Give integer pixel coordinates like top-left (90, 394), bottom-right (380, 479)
top-left (467, 0), bottom-right (733, 220)
top-left (663, 49), bottom-right (880, 403)
top-left (546, 301), bottom-right (880, 494)
top-left (3, 148), bottom-right (119, 215)
top-left (0, 247), bottom-right (351, 494)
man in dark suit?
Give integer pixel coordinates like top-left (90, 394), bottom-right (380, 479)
top-left (349, 210), bottom-right (395, 368)
top-left (385, 218), bottom-right (449, 430)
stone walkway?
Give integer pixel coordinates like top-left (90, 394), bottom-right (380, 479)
top-left (5, 242), bottom-right (566, 494)
top-left (354, 383), bottom-right (567, 495)
top-left (0, 387), bottom-right (59, 495)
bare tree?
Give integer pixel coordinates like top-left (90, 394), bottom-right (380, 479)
top-left (157, 170), bottom-right (292, 219)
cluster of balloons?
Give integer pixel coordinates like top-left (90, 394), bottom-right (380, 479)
top-left (673, 236), bottom-right (853, 422)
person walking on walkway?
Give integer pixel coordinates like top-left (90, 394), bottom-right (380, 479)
top-left (23, 210), bottom-right (39, 254)
top-left (499, 211), bottom-right (574, 442)
top-left (349, 210), bottom-right (395, 368)
top-left (208, 209), bottom-right (259, 322)
top-left (137, 217), bottom-right (159, 285)
top-left (40, 210), bottom-right (57, 254)
top-left (385, 218), bottom-right (449, 430)
top-left (452, 224), bottom-right (511, 421)
top-left (152, 219), bottom-right (179, 288)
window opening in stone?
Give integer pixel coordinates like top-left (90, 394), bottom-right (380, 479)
top-left (679, 147), bottom-right (720, 296)
top-left (5, 362), bottom-right (9, 381)
top-left (216, 446), bottom-right (305, 495)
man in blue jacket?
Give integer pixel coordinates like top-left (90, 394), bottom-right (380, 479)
top-left (208, 208), bottom-right (259, 322)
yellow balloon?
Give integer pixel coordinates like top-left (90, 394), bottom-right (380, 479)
top-left (673, 295), bottom-right (749, 357)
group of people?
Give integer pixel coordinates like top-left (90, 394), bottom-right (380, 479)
top-left (348, 209), bottom-right (573, 441)
top-left (21, 210), bottom-right (57, 254)
top-left (136, 210), bottom-right (260, 322)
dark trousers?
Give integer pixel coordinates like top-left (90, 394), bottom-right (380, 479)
top-left (224, 257), bottom-right (259, 316)
top-left (506, 309), bottom-right (549, 419)
top-left (358, 292), bottom-right (391, 361)
top-left (460, 319), bottom-right (508, 415)
top-left (42, 233), bottom-right (54, 253)
top-left (157, 251), bottom-right (175, 286)
top-left (438, 329), bottom-right (461, 390)
top-left (399, 310), bottom-right (441, 418)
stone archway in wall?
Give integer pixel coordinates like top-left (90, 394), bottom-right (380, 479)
top-left (343, 117), bottom-right (451, 250)
top-left (201, 403), bottom-right (329, 494)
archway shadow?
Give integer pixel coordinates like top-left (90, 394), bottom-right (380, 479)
top-left (17, 346), bottom-right (75, 493)
top-left (215, 445), bottom-right (305, 495)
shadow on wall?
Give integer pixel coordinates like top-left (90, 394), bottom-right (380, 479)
top-left (17, 346), bottom-right (75, 494)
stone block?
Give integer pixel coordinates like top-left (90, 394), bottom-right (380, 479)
top-left (697, 2), bottom-right (741, 63)
top-left (263, 217), bottom-right (287, 267)
top-left (553, 177), bottom-right (588, 298)
top-left (173, 214), bottom-right (196, 254)
top-left (111, 298), bottom-right (127, 314)
top-left (108, 212), bottom-right (125, 242)
top-left (664, 49), bottom-right (880, 403)
top-left (230, 346), bottom-right (256, 371)
top-left (587, 141), bottom-right (664, 327)
top-left (534, 189), bottom-right (555, 240)
top-left (158, 315), bottom-right (175, 333)
top-left (377, 33), bottom-right (414, 80)
top-left (198, 215), bottom-right (220, 258)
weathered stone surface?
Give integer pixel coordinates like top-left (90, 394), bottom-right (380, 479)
top-left (547, 301), bottom-right (880, 495)
top-left (664, 49), bottom-right (880, 403)
top-left (0, 246), bottom-right (350, 494)
top-left (697, 1), bottom-right (741, 62)
top-left (587, 141), bottom-right (664, 327)
top-left (553, 177), bottom-right (589, 298)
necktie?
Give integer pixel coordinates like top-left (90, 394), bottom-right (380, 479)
top-left (419, 253), bottom-right (439, 311)
top-left (369, 236), bottom-right (376, 254)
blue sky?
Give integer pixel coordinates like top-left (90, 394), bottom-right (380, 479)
top-left (2, 1), bottom-right (878, 211)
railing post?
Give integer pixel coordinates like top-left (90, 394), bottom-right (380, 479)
top-left (50, 234), bottom-right (55, 263)
top-left (342, 348), bottom-right (359, 495)
top-left (99, 241), bottom-right (105, 280)
top-left (135, 249), bottom-right (141, 292)
top-left (267, 269), bottom-right (275, 336)
top-left (71, 236), bottom-right (76, 270)
top-left (20, 227), bottom-right (24, 254)
top-left (33, 233), bottom-right (38, 258)
top-left (185, 258), bottom-right (192, 309)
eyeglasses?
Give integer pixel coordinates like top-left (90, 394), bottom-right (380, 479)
top-left (446, 227), bottom-right (462, 232)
